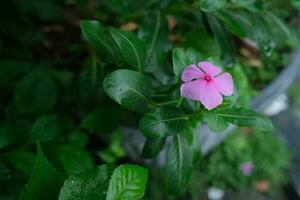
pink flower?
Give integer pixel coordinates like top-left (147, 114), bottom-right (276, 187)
top-left (240, 162), bottom-right (254, 176)
top-left (180, 61), bottom-right (234, 110)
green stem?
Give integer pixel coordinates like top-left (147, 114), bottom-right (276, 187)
top-left (196, 102), bottom-right (201, 111)
top-left (91, 52), bottom-right (98, 85)
top-left (176, 97), bottom-right (183, 108)
top-left (154, 100), bottom-right (178, 106)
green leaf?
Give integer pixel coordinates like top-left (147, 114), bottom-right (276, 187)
top-left (0, 123), bottom-right (15, 150)
top-left (265, 11), bottom-right (295, 45)
top-left (102, 0), bottom-right (128, 13)
top-left (80, 20), bottom-right (119, 63)
top-left (142, 137), bottom-right (166, 158)
top-left (199, 0), bottom-right (226, 12)
top-left (251, 13), bottom-right (275, 57)
top-left (165, 134), bottom-right (193, 194)
top-left (215, 11), bottom-right (245, 38)
top-left (98, 130), bottom-right (126, 164)
top-left (81, 105), bottom-right (122, 133)
top-left (106, 164), bottom-right (148, 200)
top-left (231, 0), bottom-right (256, 7)
top-left (20, 143), bottom-right (62, 200)
top-left (6, 149), bottom-right (35, 176)
top-left (0, 60), bottom-right (31, 87)
top-left (190, 128), bottom-right (202, 164)
top-left (77, 57), bottom-right (103, 106)
top-left (172, 48), bottom-right (202, 79)
top-left (13, 0), bottom-right (61, 20)
top-left (183, 28), bottom-right (219, 58)
top-left (0, 162), bottom-right (11, 181)
top-left (211, 107), bottom-right (273, 131)
top-left (142, 12), bottom-right (174, 85)
top-left (172, 48), bottom-right (192, 77)
top-left (29, 115), bottom-right (63, 143)
top-left (59, 165), bottom-right (115, 200)
top-left (109, 28), bottom-right (147, 72)
top-left (56, 144), bottom-right (94, 174)
top-left (103, 69), bottom-right (151, 113)
top-left (203, 111), bottom-right (229, 133)
top-left (139, 107), bottom-right (189, 138)
top-left (0, 121), bottom-right (30, 149)
top-left (206, 13), bottom-right (235, 67)
top-left (68, 131), bottom-right (88, 148)
top-left (14, 67), bottom-right (57, 115)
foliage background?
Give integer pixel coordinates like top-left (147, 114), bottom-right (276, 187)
top-left (0, 0), bottom-right (298, 199)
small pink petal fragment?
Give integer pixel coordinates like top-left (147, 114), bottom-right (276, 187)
top-left (180, 80), bottom-right (206, 101)
top-left (198, 61), bottom-right (221, 77)
top-left (240, 162), bottom-right (254, 176)
top-left (181, 64), bottom-right (203, 82)
top-left (214, 73), bottom-right (234, 96)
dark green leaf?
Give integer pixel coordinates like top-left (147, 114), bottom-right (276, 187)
top-left (109, 28), bottom-right (147, 72)
top-left (0, 120), bottom-right (30, 149)
top-left (20, 143), bottom-right (62, 200)
top-left (251, 13), bottom-right (275, 57)
top-left (6, 149), bottom-right (35, 176)
top-left (190, 129), bottom-right (202, 164)
top-left (142, 137), bottom-right (166, 158)
top-left (68, 131), bottom-right (88, 148)
top-left (206, 14), bottom-right (235, 67)
top-left (59, 165), bottom-right (115, 200)
top-left (215, 11), bottom-right (245, 37)
top-left (106, 164), bottom-right (148, 200)
top-left (102, 0), bottom-right (128, 13)
top-left (165, 134), bottom-right (193, 194)
top-left (14, 67), bottom-right (57, 115)
top-left (29, 115), bottom-right (62, 143)
top-left (203, 111), bottom-right (229, 132)
top-left (231, 0), bottom-right (256, 7)
top-left (139, 107), bottom-right (188, 138)
top-left (81, 105), bottom-right (122, 133)
top-left (172, 48), bottom-right (193, 77)
top-left (78, 57), bottom-right (103, 106)
top-left (103, 69), bottom-right (151, 113)
top-left (142, 12), bottom-right (174, 85)
top-left (0, 60), bottom-right (31, 87)
top-left (211, 107), bottom-right (273, 131)
top-left (98, 130), bottom-right (126, 164)
top-left (13, 0), bottom-right (62, 20)
top-left (265, 11), bottom-right (295, 45)
top-left (56, 144), bottom-right (94, 174)
top-left (199, 0), bottom-right (226, 12)
top-left (182, 28), bottom-right (219, 58)
top-left (0, 162), bottom-right (11, 181)
top-left (80, 20), bottom-right (119, 63)
top-left (0, 123), bottom-right (15, 149)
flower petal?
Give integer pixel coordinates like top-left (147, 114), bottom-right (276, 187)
top-left (214, 73), bottom-right (234, 96)
top-left (198, 61), bottom-right (221, 77)
top-left (180, 80), bottom-right (206, 101)
top-left (200, 83), bottom-right (223, 110)
top-left (181, 64), bottom-right (204, 82)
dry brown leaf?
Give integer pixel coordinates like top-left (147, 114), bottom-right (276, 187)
top-left (120, 22), bottom-right (139, 32)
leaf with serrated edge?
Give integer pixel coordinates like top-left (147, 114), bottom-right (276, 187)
top-left (19, 143), bottom-right (62, 200)
top-left (59, 165), bottom-right (114, 200)
top-left (106, 164), bottom-right (148, 200)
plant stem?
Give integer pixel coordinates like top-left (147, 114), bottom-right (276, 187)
top-left (154, 100), bottom-right (178, 106)
top-left (176, 97), bottom-right (183, 107)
